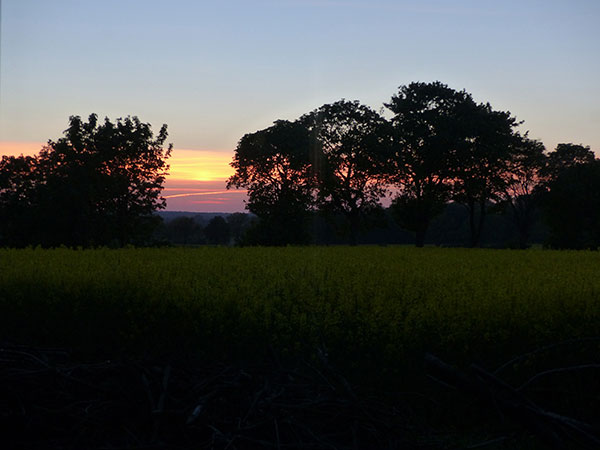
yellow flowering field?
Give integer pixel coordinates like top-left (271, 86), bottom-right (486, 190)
top-left (1, 246), bottom-right (598, 373)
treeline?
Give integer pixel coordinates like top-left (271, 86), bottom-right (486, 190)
top-left (155, 213), bottom-right (250, 246)
top-left (227, 81), bottom-right (600, 249)
top-left (158, 207), bottom-right (549, 248)
top-left (1, 81), bottom-right (599, 249)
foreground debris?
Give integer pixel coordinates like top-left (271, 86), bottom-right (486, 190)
top-left (425, 353), bottom-right (600, 450)
top-left (3, 342), bottom-right (599, 449)
top-left (1, 343), bottom-right (429, 450)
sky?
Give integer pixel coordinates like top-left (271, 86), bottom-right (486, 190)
top-left (1, 0), bottom-right (599, 212)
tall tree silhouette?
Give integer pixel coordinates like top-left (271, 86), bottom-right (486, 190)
top-left (496, 136), bottom-right (546, 248)
top-left (385, 82), bottom-right (475, 247)
top-left (0, 114), bottom-right (171, 247)
top-left (537, 143), bottom-right (598, 249)
top-left (301, 100), bottom-right (391, 244)
top-left (451, 103), bottom-right (521, 247)
top-left (227, 120), bottom-right (314, 245)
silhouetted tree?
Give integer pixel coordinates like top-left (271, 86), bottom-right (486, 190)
top-left (451, 102), bottom-right (521, 247)
top-left (534, 143), bottom-right (598, 249)
top-left (204, 216), bottom-right (231, 245)
top-left (226, 212), bottom-right (252, 245)
top-left (302, 100), bottom-right (391, 244)
top-left (496, 136), bottom-right (546, 248)
top-left (224, 82), bottom-right (594, 250)
top-left (385, 81), bottom-right (476, 247)
top-left (165, 216), bottom-right (204, 245)
top-left (542, 159), bottom-right (600, 249)
top-left (541, 143), bottom-right (596, 182)
top-left (227, 120), bottom-right (314, 245)
top-left (0, 155), bottom-right (38, 246)
top-left (0, 114), bottom-right (171, 247)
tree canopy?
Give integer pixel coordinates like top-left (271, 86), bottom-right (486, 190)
top-left (542, 159), bottom-right (600, 249)
top-left (541, 143), bottom-right (596, 182)
top-left (450, 102), bottom-right (522, 247)
top-left (227, 120), bottom-right (314, 245)
top-left (225, 83), bottom-right (598, 248)
top-left (301, 100), bottom-right (391, 244)
top-left (496, 136), bottom-right (547, 248)
top-left (0, 114), bottom-right (172, 247)
top-left (3, 82), bottom-right (596, 249)
top-left (385, 81), bottom-right (476, 247)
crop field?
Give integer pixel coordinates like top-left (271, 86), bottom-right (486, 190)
top-left (1, 246), bottom-right (599, 372)
top-left (1, 247), bottom-right (599, 448)
top-left (1, 246), bottom-right (599, 362)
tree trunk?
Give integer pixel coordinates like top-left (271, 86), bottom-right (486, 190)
top-left (468, 200), bottom-right (477, 247)
top-left (517, 217), bottom-right (530, 249)
top-left (415, 215), bottom-right (430, 248)
top-left (468, 199), bottom-right (486, 248)
top-left (415, 229), bottom-right (426, 248)
top-left (512, 199), bottom-right (533, 249)
top-left (476, 199), bottom-right (486, 247)
top-left (348, 213), bottom-right (359, 246)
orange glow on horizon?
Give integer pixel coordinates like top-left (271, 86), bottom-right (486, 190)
top-left (0, 141), bottom-right (244, 211)
top-left (0, 142), bottom-right (234, 183)
top-left (167, 148), bottom-right (234, 182)
top-left (0, 141), bottom-right (45, 157)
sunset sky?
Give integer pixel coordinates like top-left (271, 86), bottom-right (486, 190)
top-left (1, 0), bottom-right (599, 212)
